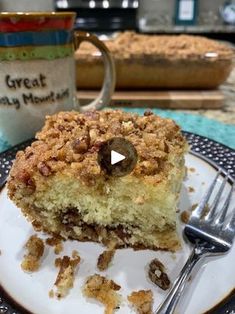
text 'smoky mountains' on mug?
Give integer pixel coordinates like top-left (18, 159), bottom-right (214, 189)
top-left (0, 12), bottom-right (115, 145)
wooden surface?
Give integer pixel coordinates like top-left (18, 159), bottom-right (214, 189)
top-left (77, 90), bottom-right (224, 109)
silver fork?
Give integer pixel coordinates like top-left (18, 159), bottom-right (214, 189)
top-left (155, 170), bottom-right (235, 314)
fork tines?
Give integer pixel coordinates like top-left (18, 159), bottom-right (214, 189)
top-left (191, 170), bottom-right (235, 231)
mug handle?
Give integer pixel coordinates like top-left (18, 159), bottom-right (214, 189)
top-left (74, 31), bottom-right (116, 112)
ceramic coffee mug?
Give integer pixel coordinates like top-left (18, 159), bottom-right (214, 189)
top-left (0, 12), bottom-right (115, 145)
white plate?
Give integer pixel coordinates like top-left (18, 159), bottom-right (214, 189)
top-left (0, 152), bottom-right (234, 314)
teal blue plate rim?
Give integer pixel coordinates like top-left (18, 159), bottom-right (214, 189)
top-left (120, 108), bottom-right (235, 150)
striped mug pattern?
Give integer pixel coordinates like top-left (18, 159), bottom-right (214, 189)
top-left (0, 12), bottom-right (115, 145)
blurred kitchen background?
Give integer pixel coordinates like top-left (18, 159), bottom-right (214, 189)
top-left (1, 0), bottom-right (235, 39)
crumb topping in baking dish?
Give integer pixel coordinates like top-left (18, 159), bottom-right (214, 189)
top-left (76, 31), bottom-right (233, 61)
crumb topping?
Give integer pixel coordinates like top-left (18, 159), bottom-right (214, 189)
top-left (83, 274), bottom-right (121, 314)
top-left (76, 31), bottom-right (233, 61)
top-left (53, 254), bottom-right (80, 298)
top-left (128, 290), bottom-right (153, 314)
top-left (21, 234), bottom-right (44, 272)
top-left (8, 110), bottom-right (186, 189)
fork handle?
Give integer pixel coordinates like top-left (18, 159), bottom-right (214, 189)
top-left (155, 245), bottom-right (206, 314)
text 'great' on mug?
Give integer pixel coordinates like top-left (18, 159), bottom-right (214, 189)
top-left (0, 12), bottom-right (115, 145)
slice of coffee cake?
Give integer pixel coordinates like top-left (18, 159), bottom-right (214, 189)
top-left (8, 109), bottom-right (187, 251)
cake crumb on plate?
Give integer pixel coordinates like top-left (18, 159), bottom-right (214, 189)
top-left (189, 167), bottom-right (196, 173)
top-left (188, 186), bottom-right (195, 193)
top-left (49, 289), bottom-right (54, 298)
top-left (97, 249), bottom-right (116, 271)
top-left (72, 250), bottom-right (79, 259)
top-left (46, 235), bottom-right (64, 255)
top-left (128, 290), bottom-right (153, 314)
top-left (52, 254), bottom-right (80, 299)
top-left (54, 242), bottom-right (63, 255)
top-left (21, 234), bottom-right (44, 272)
top-left (180, 211), bottom-right (190, 224)
top-left (32, 220), bottom-right (43, 232)
top-left (83, 274), bottom-right (121, 314)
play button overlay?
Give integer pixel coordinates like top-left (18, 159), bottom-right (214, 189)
top-left (111, 150), bottom-right (125, 165)
top-left (98, 137), bottom-right (138, 177)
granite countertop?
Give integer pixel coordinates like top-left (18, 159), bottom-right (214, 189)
top-left (179, 67), bottom-right (235, 125)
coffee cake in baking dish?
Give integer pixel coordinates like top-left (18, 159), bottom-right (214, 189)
top-left (7, 109), bottom-right (187, 251)
top-left (76, 31), bottom-right (233, 89)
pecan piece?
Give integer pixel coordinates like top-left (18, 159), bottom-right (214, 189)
top-left (57, 124), bottom-right (65, 131)
top-left (38, 161), bottom-right (52, 176)
top-left (17, 170), bottom-right (32, 185)
top-left (71, 137), bottom-right (89, 154)
top-left (25, 151), bottom-right (34, 160)
top-left (88, 140), bottom-right (103, 153)
top-left (84, 110), bottom-right (99, 120)
top-left (16, 170), bottom-right (36, 192)
top-left (76, 117), bottom-right (85, 125)
top-left (148, 258), bottom-right (170, 290)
